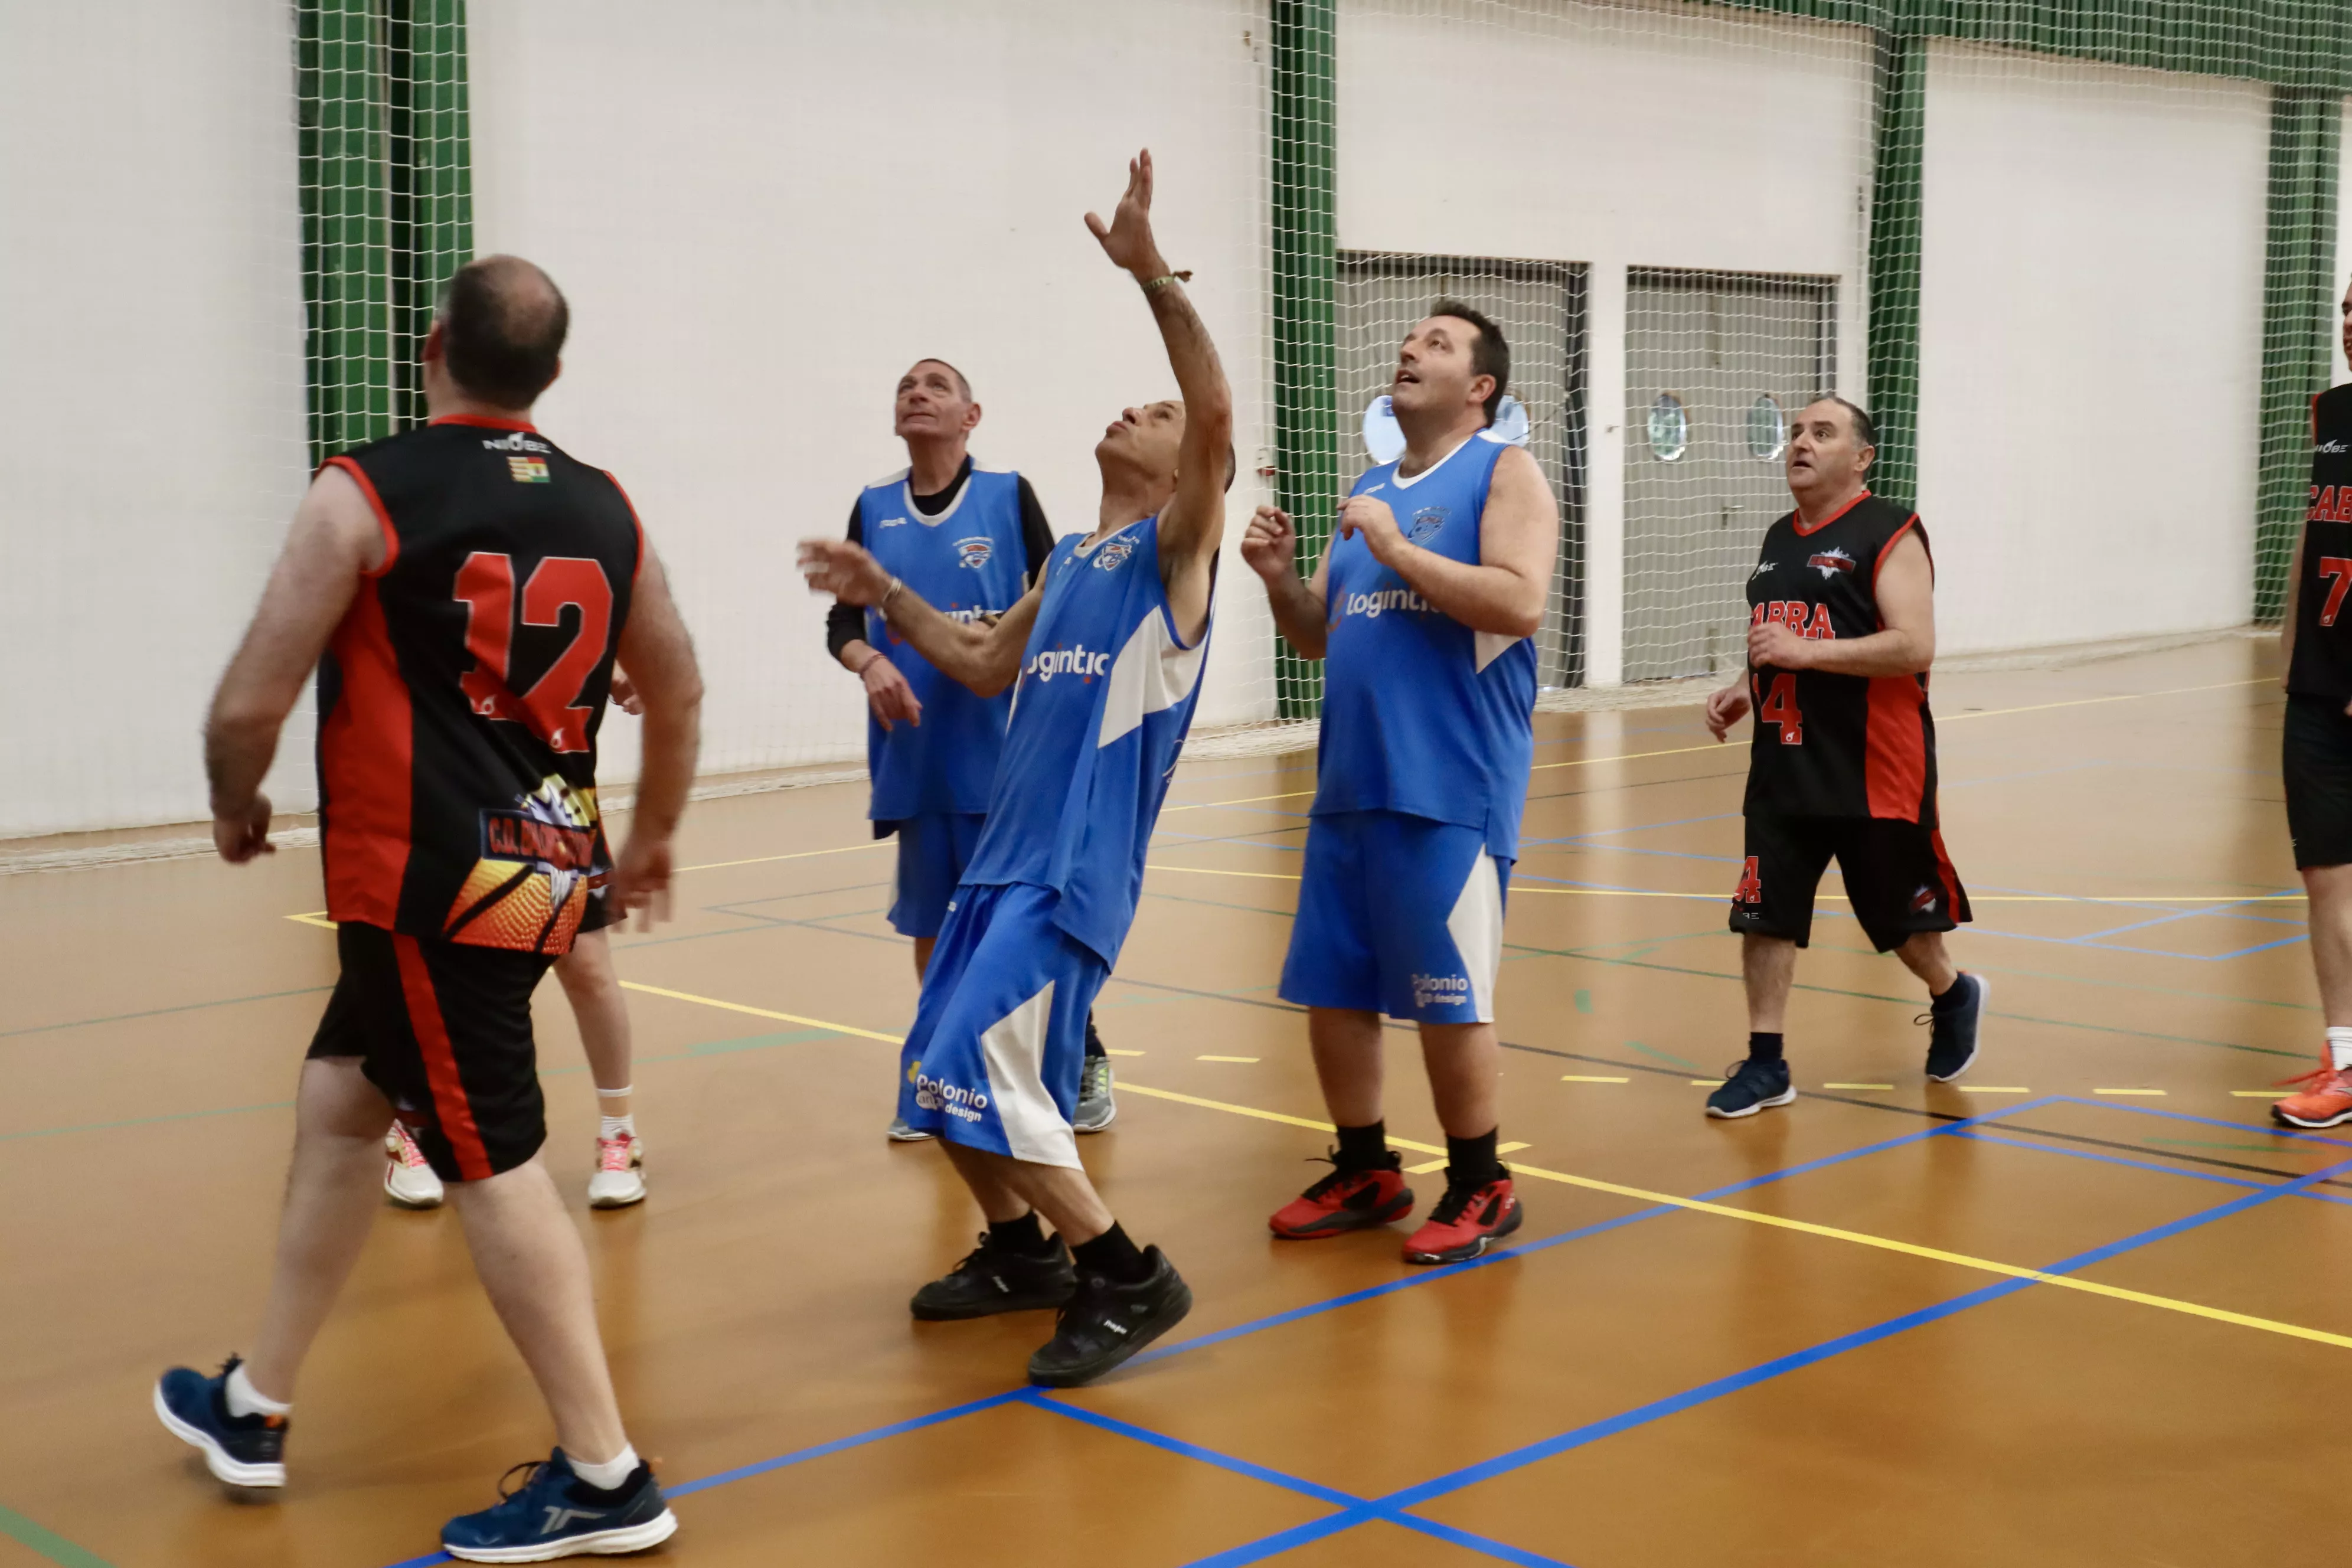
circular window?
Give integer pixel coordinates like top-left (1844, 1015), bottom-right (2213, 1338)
top-left (1647, 394), bottom-right (1688, 462)
top-left (1747, 395), bottom-right (1786, 460)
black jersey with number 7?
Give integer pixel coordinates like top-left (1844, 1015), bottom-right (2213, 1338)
top-left (2290, 386), bottom-right (2352, 703)
top-left (316, 415), bottom-right (642, 955)
top-left (1740, 491), bottom-right (1938, 825)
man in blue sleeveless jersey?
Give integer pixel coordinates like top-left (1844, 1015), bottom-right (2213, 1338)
top-left (1245, 303), bottom-right (1559, 1266)
top-left (824, 361), bottom-right (1117, 1141)
top-left (801, 151), bottom-right (1227, 1388)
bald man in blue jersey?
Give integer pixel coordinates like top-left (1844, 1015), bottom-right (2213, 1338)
top-left (1245, 301), bottom-right (1560, 1267)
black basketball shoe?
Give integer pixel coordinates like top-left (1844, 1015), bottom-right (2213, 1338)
top-left (1025, 1247), bottom-right (1193, 1387)
top-left (1705, 1057), bottom-right (1795, 1119)
top-left (1923, 972), bottom-right (1987, 1082)
top-left (910, 1231), bottom-right (1077, 1321)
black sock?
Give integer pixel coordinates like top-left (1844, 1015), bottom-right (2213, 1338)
top-left (1083, 1011), bottom-right (1106, 1060)
top-left (1070, 1221), bottom-right (1152, 1284)
top-left (1930, 975), bottom-right (1969, 1011)
top-left (1334, 1120), bottom-right (1390, 1172)
top-left (1748, 1031), bottom-right (1785, 1065)
top-left (989, 1210), bottom-right (1051, 1256)
top-left (1446, 1128), bottom-right (1501, 1187)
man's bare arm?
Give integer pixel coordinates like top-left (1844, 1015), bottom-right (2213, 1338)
top-left (1354, 445), bottom-right (1556, 639)
top-left (1750, 531), bottom-right (1934, 679)
top-left (609, 544), bottom-right (703, 923)
top-left (204, 464), bottom-right (383, 861)
top-left (799, 537), bottom-right (1040, 697)
top-left (1240, 505), bottom-right (1330, 659)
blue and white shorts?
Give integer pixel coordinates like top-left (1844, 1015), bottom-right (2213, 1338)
top-left (895, 881), bottom-right (1109, 1167)
top-left (887, 811), bottom-right (986, 939)
top-left (1278, 808), bottom-right (1510, 1024)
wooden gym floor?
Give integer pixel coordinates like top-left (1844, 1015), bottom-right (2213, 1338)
top-left (4, 635), bottom-right (2346, 1568)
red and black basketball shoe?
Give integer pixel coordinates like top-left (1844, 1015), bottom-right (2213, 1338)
top-left (1401, 1169), bottom-right (1522, 1265)
top-left (1269, 1150), bottom-right (1414, 1239)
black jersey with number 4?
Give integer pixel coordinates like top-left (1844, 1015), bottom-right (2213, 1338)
top-left (317, 415), bottom-right (641, 955)
top-left (2289, 386), bottom-right (2352, 701)
top-left (1742, 491), bottom-right (1938, 823)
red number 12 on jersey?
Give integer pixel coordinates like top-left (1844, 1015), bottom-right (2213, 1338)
top-left (454, 553), bottom-right (613, 753)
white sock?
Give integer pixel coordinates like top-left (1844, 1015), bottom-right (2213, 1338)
top-left (600, 1113), bottom-right (636, 1142)
top-left (2327, 1027), bottom-right (2352, 1072)
top-left (570, 1443), bottom-right (639, 1491)
top-left (224, 1363), bottom-right (290, 1419)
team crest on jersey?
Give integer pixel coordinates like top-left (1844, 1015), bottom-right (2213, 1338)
top-left (1091, 539), bottom-right (1135, 571)
top-left (876, 515), bottom-right (907, 528)
top-left (954, 536), bottom-right (993, 568)
top-left (507, 456), bottom-right (550, 484)
top-left (444, 776), bottom-right (606, 953)
top-left (1407, 507), bottom-right (1449, 543)
top-left (1807, 548), bottom-right (1856, 579)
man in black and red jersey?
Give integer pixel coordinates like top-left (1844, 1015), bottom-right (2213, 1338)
top-left (152, 257), bottom-right (704, 1563)
top-left (1699, 397), bottom-right (1987, 1118)
top-left (2271, 281), bottom-right (2352, 1129)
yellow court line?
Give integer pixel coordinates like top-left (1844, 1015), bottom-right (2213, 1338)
top-left (1936, 677), bottom-right (2271, 725)
top-left (2093, 1088), bottom-right (2168, 1097)
top-left (1826, 1083), bottom-right (1895, 1091)
top-left (1562, 1075), bottom-right (1631, 1084)
top-left (674, 841), bottom-right (891, 874)
top-left (1115, 1082), bottom-right (2352, 1355)
top-left (1132, 865), bottom-right (2301, 906)
top-left (1197, 1055), bottom-right (1260, 1064)
top-left (599, 983), bottom-right (2352, 1354)
top-left (1958, 1086), bottom-right (2034, 1095)
top-left (2233, 1091), bottom-right (2291, 1099)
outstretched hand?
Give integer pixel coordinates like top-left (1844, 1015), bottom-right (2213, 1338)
top-left (798, 538), bottom-right (894, 606)
top-left (1085, 149), bottom-right (1168, 279)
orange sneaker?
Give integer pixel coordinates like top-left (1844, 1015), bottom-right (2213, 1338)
top-left (1269, 1152), bottom-right (1413, 1239)
top-left (2273, 1061), bottom-right (2352, 1129)
top-left (1402, 1171), bottom-right (1523, 1265)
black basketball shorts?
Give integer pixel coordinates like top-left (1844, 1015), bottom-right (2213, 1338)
top-left (1729, 814), bottom-right (1971, 952)
top-left (307, 922), bottom-right (555, 1181)
top-left (2284, 692), bottom-right (2352, 869)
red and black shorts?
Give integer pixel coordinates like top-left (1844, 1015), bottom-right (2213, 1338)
top-left (307, 923), bottom-right (554, 1181)
top-left (1729, 813), bottom-right (1970, 952)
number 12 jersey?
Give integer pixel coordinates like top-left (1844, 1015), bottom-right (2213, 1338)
top-left (1741, 491), bottom-right (1939, 824)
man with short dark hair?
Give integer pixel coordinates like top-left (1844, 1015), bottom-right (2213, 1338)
top-left (155, 255), bottom-right (700, 1562)
top-left (799, 150), bottom-right (1226, 1387)
top-left (1698, 396), bottom-right (1985, 1117)
top-left (1244, 300), bottom-right (1560, 1266)
top-left (825, 360), bottom-right (1117, 1141)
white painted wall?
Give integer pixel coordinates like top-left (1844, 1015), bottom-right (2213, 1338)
top-left (1336, 0), bottom-right (1877, 685)
top-left (469, 0), bottom-right (1274, 785)
top-left (1917, 44), bottom-right (2268, 654)
top-left (0, 0), bottom-right (310, 835)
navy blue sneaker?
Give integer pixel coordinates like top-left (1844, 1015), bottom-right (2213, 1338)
top-left (441, 1449), bottom-right (677, 1563)
top-left (153, 1357), bottom-right (287, 1488)
top-left (1923, 972), bottom-right (1987, 1082)
top-left (1705, 1057), bottom-right (1795, 1119)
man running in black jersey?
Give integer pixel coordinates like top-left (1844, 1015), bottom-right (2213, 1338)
top-left (156, 257), bottom-right (703, 1561)
top-left (825, 363), bottom-right (1116, 1139)
top-left (1700, 397), bottom-right (1986, 1116)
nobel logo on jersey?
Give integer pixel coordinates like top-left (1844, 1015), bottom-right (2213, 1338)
top-left (1806, 548), bottom-right (1856, 578)
top-left (507, 456), bottom-right (551, 483)
top-left (1025, 644), bottom-right (1111, 682)
top-left (1091, 540), bottom-right (1135, 571)
top-left (953, 537), bottom-right (994, 568)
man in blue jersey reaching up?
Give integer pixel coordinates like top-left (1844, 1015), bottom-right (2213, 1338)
top-left (799, 149), bottom-right (1228, 1387)
top-left (1244, 302), bottom-right (1559, 1265)
top-left (825, 361), bottom-right (1118, 1141)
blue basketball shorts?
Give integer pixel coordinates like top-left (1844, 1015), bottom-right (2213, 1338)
top-left (887, 811), bottom-right (986, 939)
top-left (1278, 809), bottom-right (1511, 1024)
top-left (895, 881), bottom-right (1109, 1167)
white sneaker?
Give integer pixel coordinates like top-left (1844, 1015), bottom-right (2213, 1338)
top-left (588, 1132), bottom-right (647, 1208)
top-left (384, 1123), bottom-right (445, 1208)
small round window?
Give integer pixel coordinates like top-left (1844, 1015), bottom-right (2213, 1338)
top-left (1647, 394), bottom-right (1689, 462)
top-left (1747, 395), bottom-right (1786, 460)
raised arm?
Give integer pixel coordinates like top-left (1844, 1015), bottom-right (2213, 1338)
top-left (204, 463), bottom-right (383, 861)
top-left (799, 536), bottom-right (1042, 698)
top-left (1086, 149), bottom-right (1230, 631)
top-left (1338, 443), bottom-right (1557, 639)
top-left (1749, 528), bottom-right (1935, 680)
top-left (1240, 505), bottom-right (1331, 660)
top-left (610, 542), bottom-right (704, 924)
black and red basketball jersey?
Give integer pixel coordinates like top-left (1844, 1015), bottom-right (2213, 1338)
top-left (1741, 491), bottom-right (1938, 823)
top-left (2289, 386), bottom-right (2352, 701)
top-left (316, 414), bottom-right (641, 955)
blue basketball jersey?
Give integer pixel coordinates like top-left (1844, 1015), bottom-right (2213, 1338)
top-left (1313, 432), bottom-right (1536, 858)
top-left (962, 516), bottom-right (1211, 965)
top-left (857, 465), bottom-right (1034, 822)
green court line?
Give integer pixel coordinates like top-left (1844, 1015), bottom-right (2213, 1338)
top-left (0, 1099), bottom-right (293, 1144)
top-left (0, 1502), bottom-right (113, 1568)
top-left (0, 985), bottom-right (332, 1041)
top-left (1573, 989), bottom-right (1592, 1014)
top-left (1623, 1039), bottom-right (1703, 1073)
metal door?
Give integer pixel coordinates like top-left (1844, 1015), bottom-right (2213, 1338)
top-left (1622, 269), bottom-right (1836, 682)
top-left (1338, 254), bottom-right (1588, 686)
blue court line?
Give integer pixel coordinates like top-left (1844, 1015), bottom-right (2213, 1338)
top-left (1958, 1129), bottom-right (2352, 1207)
top-left (2055, 1096), bottom-right (2352, 1148)
top-left (1171, 1144), bottom-right (2352, 1566)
